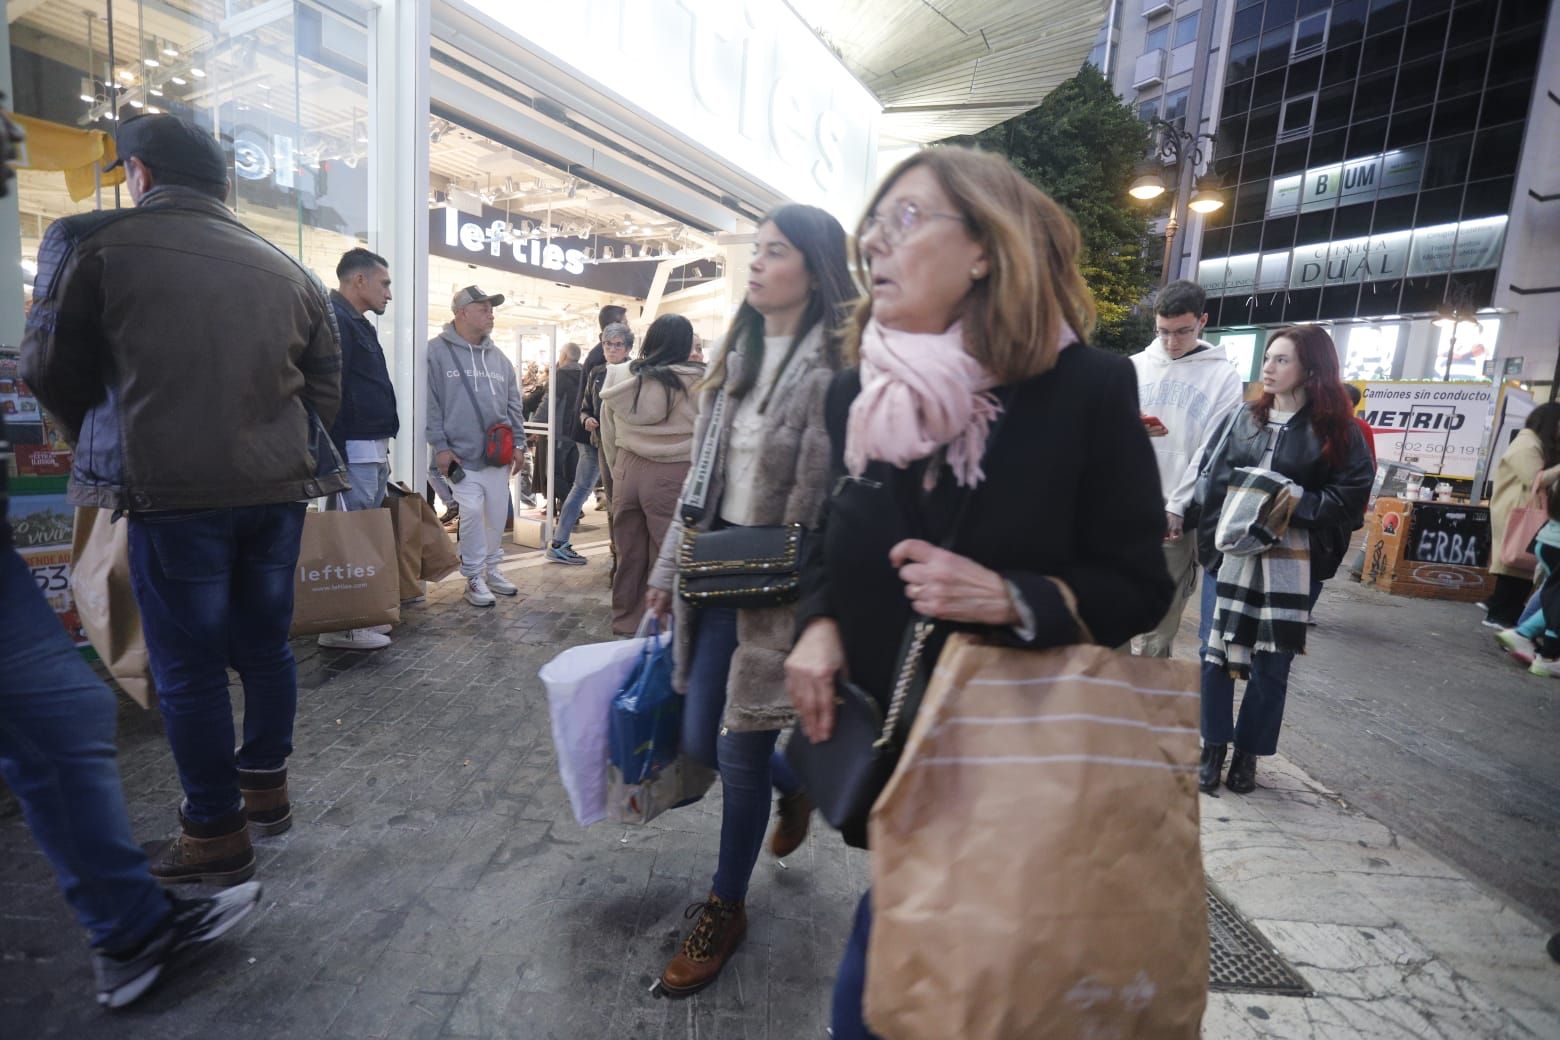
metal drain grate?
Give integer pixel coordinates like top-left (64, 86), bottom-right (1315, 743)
top-left (1207, 886), bottom-right (1312, 996)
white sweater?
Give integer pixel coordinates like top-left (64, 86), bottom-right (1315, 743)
top-left (1130, 339), bottom-right (1247, 516)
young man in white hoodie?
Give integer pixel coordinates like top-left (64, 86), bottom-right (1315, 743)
top-left (1130, 281), bottom-right (1246, 656)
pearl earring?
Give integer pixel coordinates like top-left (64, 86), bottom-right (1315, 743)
top-left (970, 267), bottom-right (983, 279)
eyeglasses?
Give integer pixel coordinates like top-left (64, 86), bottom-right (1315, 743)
top-left (1157, 325), bottom-right (1200, 340)
top-left (861, 198), bottom-right (966, 248)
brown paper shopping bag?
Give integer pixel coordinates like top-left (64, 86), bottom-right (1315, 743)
top-left (384, 483), bottom-right (460, 600)
top-left (289, 507), bottom-right (400, 636)
top-left (69, 507), bottom-right (156, 708)
top-left (865, 634), bottom-right (1207, 1040)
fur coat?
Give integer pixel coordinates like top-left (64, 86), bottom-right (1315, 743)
top-left (648, 324), bottom-right (836, 731)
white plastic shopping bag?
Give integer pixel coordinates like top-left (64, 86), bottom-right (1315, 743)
top-left (539, 623), bottom-right (672, 827)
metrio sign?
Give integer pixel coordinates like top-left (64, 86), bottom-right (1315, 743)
top-left (456, 0), bottom-right (881, 226)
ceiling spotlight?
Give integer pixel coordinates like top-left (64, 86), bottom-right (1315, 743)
top-left (118, 69), bottom-right (135, 81)
top-left (147, 105), bottom-right (161, 114)
top-left (170, 76), bottom-right (187, 85)
top-left (129, 98), bottom-right (145, 108)
top-left (143, 57), bottom-right (160, 68)
top-left (190, 67), bottom-right (206, 78)
top-left (162, 43), bottom-right (179, 57)
top-left (150, 87), bottom-right (164, 97)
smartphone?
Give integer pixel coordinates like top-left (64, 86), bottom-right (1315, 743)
top-left (447, 461), bottom-right (466, 484)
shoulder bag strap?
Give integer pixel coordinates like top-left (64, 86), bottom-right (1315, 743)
top-left (446, 340), bottom-right (492, 429)
top-left (680, 386), bottom-right (729, 525)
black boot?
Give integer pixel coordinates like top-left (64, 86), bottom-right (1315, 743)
top-left (1198, 744), bottom-right (1228, 794)
top-left (1225, 750), bottom-right (1258, 794)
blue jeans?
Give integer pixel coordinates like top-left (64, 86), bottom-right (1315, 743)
top-left (832, 890), bottom-right (882, 1040)
top-left (337, 459), bottom-right (389, 512)
top-left (552, 441), bottom-right (600, 546)
top-left (0, 548), bottom-right (171, 951)
top-left (127, 503), bottom-right (307, 825)
top-left (681, 606), bottom-right (800, 902)
top-left (1197, 568), bottom-right (1323, 756)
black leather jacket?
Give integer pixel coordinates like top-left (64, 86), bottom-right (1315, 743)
top-left (1196, 404), bottom-right (1374, 580)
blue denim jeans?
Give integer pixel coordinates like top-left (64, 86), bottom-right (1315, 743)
top-left (681, 606), bottom-right (800, 903)
top-left (832, 890), bottom-right (883, 1040)
top-left (337, 459), bottom-right (389, 512)
top-left (1197, 568), bottom-right (1323, 756)
top-left (0, 548), bottom-right (171, 951)
top-left (127, 503), bottom-right (307, 824)
top-left (552, 441), bottom-right (600, 546)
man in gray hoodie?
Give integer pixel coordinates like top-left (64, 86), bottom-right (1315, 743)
top-left (427, 287), bottom-right (527, 607)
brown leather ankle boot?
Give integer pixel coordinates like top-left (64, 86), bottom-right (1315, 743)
top-left (768, 790), bottom-right (814, 859)
top-left (657, 892), bottom-right (747, 997)
top-left (145, 809), bottom-right (255, 887)
top-left (239, 767), bottom-right (292, 836)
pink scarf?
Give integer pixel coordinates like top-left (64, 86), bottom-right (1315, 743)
top-left (844, 319), bottom-right (1002, 489)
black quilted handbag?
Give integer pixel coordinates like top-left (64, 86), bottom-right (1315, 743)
top-left (676, 522), bottom-right (805, 609)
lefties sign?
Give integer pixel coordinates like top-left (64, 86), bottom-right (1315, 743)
top-left (429, 202), bottom-right (722, 298)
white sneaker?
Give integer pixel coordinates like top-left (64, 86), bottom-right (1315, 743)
top-left (1496, 628), bottom-right (1536, 665)
top-left (367, 624), bottom-right (393, 635)
top-left (465, 576), bottom-right (496, 607)
top-left (486, 570), bottom-right (518, 596)
top-left (317, 628), bottom-right (391, 650)
top-left (1530, 656), bottom-right (1560, 679)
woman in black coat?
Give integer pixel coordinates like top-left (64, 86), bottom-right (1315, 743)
top-left (1193, 325), bottom-right (1373, 795)
top-left (783, 147), bottom-right (1174, 1040)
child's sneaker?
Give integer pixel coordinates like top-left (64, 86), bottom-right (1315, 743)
top-left (1529, 656), bottom-right (1560, 679)
top-left (1496, 628), bottom-right (1536, 665)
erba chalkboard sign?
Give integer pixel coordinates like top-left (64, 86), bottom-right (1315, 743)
top-left (1405, 503), bottom-right (1491, 568)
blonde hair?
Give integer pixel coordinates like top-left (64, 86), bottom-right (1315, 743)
top-left (844, 146), bottom-right (1096, 383)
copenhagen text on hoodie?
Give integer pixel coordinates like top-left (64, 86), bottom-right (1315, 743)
top-left (424, 322), bottom-right (526, 470)
top-left (1130, 337), bottom-right (1247, 517)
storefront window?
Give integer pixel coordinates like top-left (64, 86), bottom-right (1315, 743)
top-left (1433, 316), bottom-right (1499, 382)
top-left (1215, 331), bottom-right (1261, 381)
top-left (9, 0), bottom-right (373, 290)
top-left (1342, 324), bottom-right (1400, 380)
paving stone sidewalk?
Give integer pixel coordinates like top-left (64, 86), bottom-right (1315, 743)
top-left (2, 533), bottom-right (1556, 1038)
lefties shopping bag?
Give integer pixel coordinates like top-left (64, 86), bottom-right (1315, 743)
top-left (70, 507), bottom-right (156, 708)
top-left (865, 634), bottom-right (1207, 1040)
top-left (289, 507), bottom-right (400, 636)
top-left (384, 482), bottom-right (460, 600)
top-left (540, 623), bottom-right (671, 827)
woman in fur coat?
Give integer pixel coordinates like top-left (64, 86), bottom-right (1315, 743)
top-left (643, 203), bottom-right (855, 996)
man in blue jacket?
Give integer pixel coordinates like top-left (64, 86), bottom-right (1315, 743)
top-left (321, 248), bottom-right (399, 650)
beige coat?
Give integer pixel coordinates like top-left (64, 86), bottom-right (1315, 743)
top-left (1489, 428), bottom-right (1544, 578)
top-left (598, 361), bottom-right (703, 478)
top-left (648, 325), bottom-right (836, 731)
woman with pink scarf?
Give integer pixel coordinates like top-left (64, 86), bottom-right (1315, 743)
top-left (783, 147), bottom-right (1174, 1039)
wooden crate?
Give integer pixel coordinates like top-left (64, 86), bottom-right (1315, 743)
top-left (1361, 498), bottom-right (1496, 602)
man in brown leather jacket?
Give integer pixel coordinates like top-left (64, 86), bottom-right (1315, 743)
top-left (21, 114), bottom-right (345, 888)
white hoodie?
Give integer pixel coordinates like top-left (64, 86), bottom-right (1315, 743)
top-left (1130, 338), bottom-right (1247, 517)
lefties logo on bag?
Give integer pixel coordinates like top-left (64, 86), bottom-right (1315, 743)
top-left (299, 562), bottom-right (379, 585)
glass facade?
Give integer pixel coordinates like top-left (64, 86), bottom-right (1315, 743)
top-left (1199, 0), bottom-right (1548, 333)
top-left (9, 0), bottom-right (376, 296)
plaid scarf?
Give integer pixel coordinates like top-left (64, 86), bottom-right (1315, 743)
top-left (1205, 467), bottom-right (1311, 677)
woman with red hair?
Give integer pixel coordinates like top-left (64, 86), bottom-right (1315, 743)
top-left (1193, 325), bottom-right (1374, 794)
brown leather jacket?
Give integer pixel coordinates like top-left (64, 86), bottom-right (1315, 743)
top-left (21, 186), bottom-right (346, 510)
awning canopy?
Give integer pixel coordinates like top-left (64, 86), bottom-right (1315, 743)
top-left (788, 0), bottom-right (1110, 146)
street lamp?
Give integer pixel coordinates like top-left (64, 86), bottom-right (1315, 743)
top-left (1129, 117), bottom-right (1223, 286)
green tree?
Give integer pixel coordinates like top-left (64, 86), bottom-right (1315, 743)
top-left (948, 64), bottom-right (1156, 355)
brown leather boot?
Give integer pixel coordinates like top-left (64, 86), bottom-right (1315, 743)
top-left (768, 790), bottom-right (814, 859)
top-left (145, 810), bottom-right (255, 887)
top-left (239, 767), bottom-right (292, 836)
top-left (657, 892), bottom-right (747, 997)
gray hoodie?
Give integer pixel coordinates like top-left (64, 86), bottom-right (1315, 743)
top-left (425, 323), bottom-right (526, 471)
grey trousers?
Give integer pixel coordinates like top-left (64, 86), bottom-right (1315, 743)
top-left (1137, 531), bottom-right (1200, 658)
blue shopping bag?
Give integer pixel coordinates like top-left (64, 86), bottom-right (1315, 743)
top-left (608, 619), bottom-right (680, 783)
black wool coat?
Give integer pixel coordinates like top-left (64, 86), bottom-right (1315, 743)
top-left (796, 343), bottom-right (1175, 703)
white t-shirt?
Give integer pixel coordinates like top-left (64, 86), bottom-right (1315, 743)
top-left (345, 438), bottom-right (390, 464)
top-left (720, 335), bottom-right (795, 527)
top-left (1259, 409), bottom-right (1296, 470)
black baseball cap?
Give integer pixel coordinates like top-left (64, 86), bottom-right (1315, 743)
top-left (105, 114), bottom-right (228, 184)
top-left (452, 285), bottom-right (505, 310)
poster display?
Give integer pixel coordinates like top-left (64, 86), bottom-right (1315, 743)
top-left (1355, 381), bottom-right (1496, 480)
top-left (9, 486), bottom-right (87, 647)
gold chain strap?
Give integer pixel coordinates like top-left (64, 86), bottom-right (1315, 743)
top-left (874, 619), bottom-right (934, 750)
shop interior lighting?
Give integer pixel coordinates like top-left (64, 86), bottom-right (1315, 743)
top-left (190, 67), bottom-right (206, 78)
top-left (118, 69), bottom-right (136, 81)
top-left (80, 77), bottom-right (96, 103)
top-left (170, 75), bottom-right (187, 85)
top-left (143, 57), bottom-right (160, 68)
top-left (162, 43), bottom-right (179, 57)
top-left (129, 98), bottom-right (145, 108)
top-left (150, 87), bottom-right (164, 97)
top-left (148, 106), bottom-right (161, 114)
